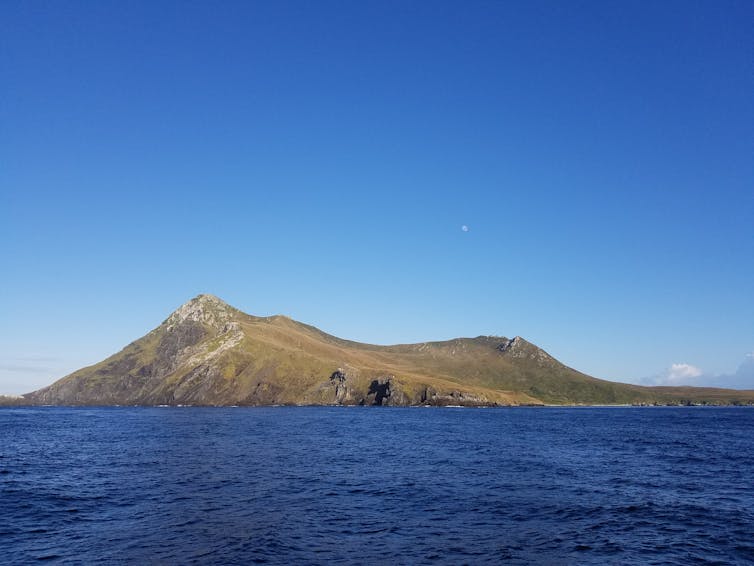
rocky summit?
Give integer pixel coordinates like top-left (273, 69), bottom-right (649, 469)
top-left (20, 295), bottom-right (754, 407)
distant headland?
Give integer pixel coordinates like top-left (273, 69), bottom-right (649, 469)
top-left (4, 295), bottom-right (754, 407)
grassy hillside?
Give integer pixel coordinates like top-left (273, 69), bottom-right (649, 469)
top-left (20, 295), bottom-right (754, 406)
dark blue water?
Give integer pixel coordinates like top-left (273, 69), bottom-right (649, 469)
top-left (1, 407), bottom-right (753, 565)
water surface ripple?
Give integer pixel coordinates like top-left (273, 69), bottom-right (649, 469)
top-left (1, 407), bottom-right (753, 564)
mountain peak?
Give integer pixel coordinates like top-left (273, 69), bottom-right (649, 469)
top-left (194, 293), bottom-right (227, 305)
top-left (166, 294), bottom-right (235, 329)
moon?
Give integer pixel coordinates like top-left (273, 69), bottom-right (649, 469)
top-left (461, 225), bottom-right (469, 232)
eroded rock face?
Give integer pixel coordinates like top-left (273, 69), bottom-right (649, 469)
top-left (153, 320), bottom-right (208, 376)
top-left (324, 368), bottom-right (362, 405)
top-left (367, 377), bottom-right (391, 405)
top-left (498, 336), bottom-right (554, 364)
top-left (422, 390), bottom-right (495, 407)
top-left (318, 372), bottom-right (414, 406)
top-left (165, 294), bottom-right (234, 331)
top-left (330, 370), bottom-right (347, 384)
top-left (148, 307), bottom-right (244, 381)
top-left (241, 381), bottom-right (284, 405)
top-left (497, 337), bottom-right (517, 353)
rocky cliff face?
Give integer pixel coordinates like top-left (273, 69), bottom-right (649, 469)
top-left (20, 294), bottom-right (754, 407)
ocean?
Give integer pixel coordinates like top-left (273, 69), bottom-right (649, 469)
top-left (1, 406), bottom-right (753, 564)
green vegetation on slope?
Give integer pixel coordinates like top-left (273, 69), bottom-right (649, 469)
top-left (20, 294), bottom-right (754, 407)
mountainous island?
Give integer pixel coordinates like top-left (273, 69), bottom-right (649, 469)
top-left (4, 294), bottom-right (754, 407)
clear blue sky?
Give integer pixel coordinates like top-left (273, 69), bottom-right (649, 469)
top-left (2, 1), bottom-right (753, 395)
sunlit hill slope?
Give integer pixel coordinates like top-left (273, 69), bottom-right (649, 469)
top-left (18, 295), bottom-right (754, 407)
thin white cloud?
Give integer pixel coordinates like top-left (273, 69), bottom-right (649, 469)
top-left (731, 352), bottom-right (754, 382)
top-left (0, 356), bottom-right (61, 373)
top-left (0, 364), bottom-right (52, 374)
top-left (651, 363), bottom-right (704, 386)
top-left (642, 350), bottom-right (754, 390)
